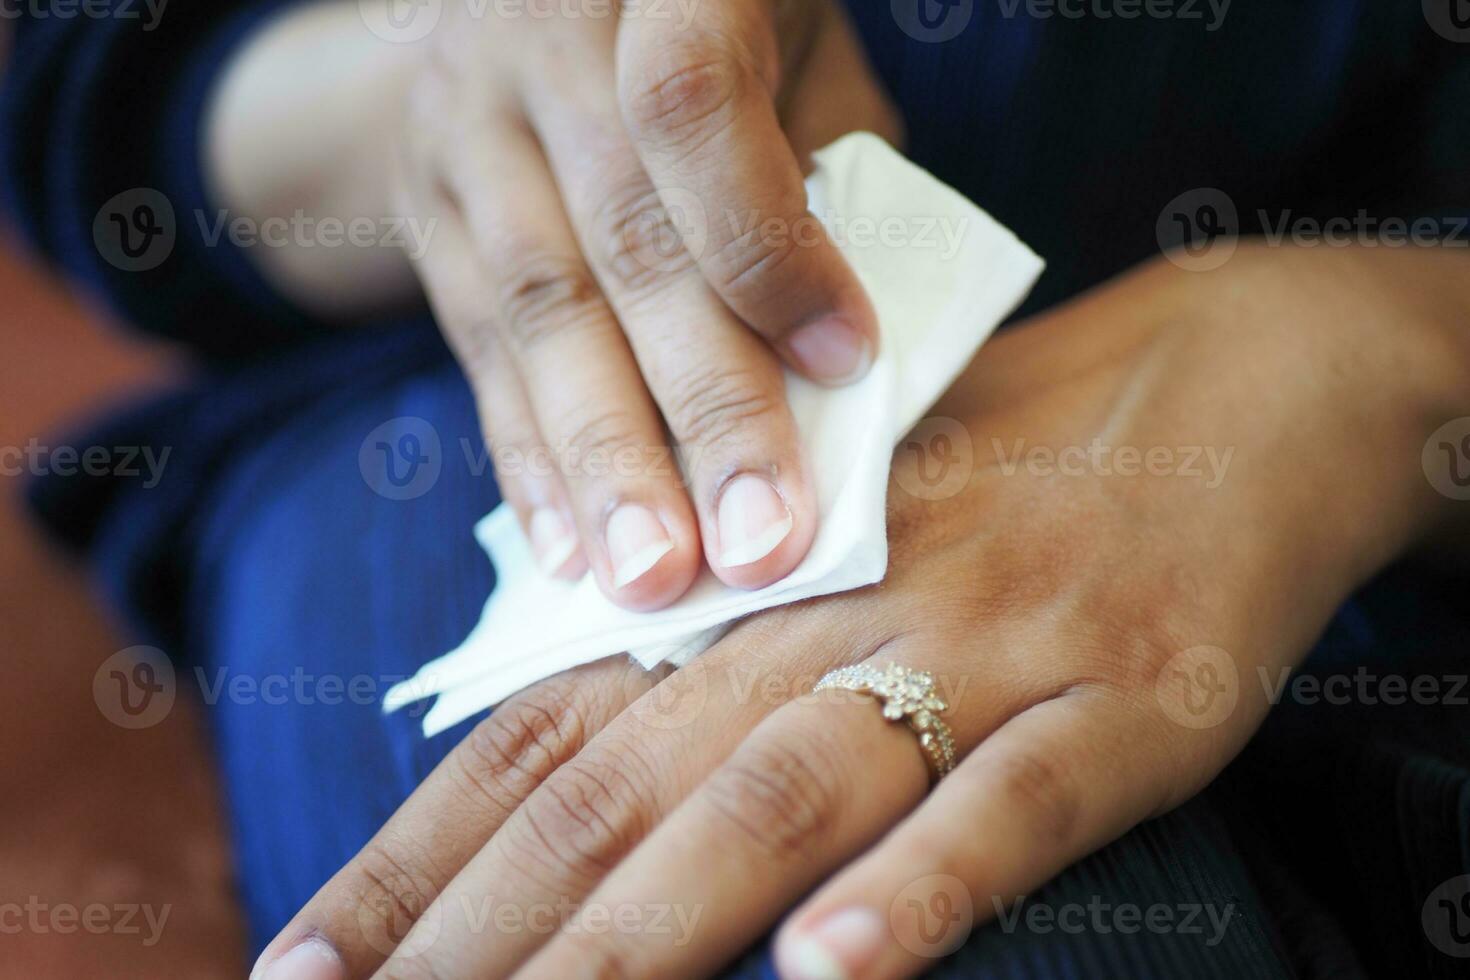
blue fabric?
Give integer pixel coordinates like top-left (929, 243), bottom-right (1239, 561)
top-left (4, 1), bottom-right (1470, 976)
top-left (0, 0), bottom-right (331, 357)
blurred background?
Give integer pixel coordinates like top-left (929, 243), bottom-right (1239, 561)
top-left (0, 149), bottom-right (244, 972)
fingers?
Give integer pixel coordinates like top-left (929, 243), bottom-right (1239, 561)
top-left (405, 194), bottom-right (585, 579)
top-left (774, 689), bottom-right (1181, 980)
top-left (617, 0), bottom-right (880, 385)
top-left (438, 115), bottom-right (702, 609)
top-left (368, 615), bottom-right (816, 978)
top-left (512, 647), bottom-right (1015, 980)
top-left (521, 43), bottom-right (816, 588)
top-left (249, 659), bottom-right (640, 979)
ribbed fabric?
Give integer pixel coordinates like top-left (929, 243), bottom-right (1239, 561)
top-left (0, 0), bottom-right (330, 357)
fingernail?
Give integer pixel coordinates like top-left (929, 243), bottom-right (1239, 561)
top-left (252, 938), bottom-right (345, 980)
top-left (606, 503), bottom-right (675, 588)
top-left (529, 507), bottom-right (578, 577)
top-left (778, 908), bottom-right (886, 980)
top-left (788, 314), bottom-right (872, 384)
top-left (717, 473), bottom-right (794, 569)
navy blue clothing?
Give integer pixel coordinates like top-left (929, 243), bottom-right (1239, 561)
top-left (4, 2), bottom-right (1469, 976)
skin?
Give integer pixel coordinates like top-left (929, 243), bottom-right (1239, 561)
top-left (207, 0), bottom-right (902, 611)
top-left (249, 244), bottom-right (1470, 979)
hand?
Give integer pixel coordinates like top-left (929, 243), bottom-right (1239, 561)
top-left (209, 0), bottom-right (901, 609)
top-left (251, 244), bottom-right (1470, 979)
top-left (396, 0), bottom-right (900, 608)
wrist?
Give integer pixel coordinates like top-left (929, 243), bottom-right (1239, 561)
top-left (1335, 246), bottom-right (1470, 565)
top-left (1182, 243), bottom-right (1470, 587)
top-left (949, 244), bottom-right (1468, 606)
top-left (205, 0), bottom-right (422, 316)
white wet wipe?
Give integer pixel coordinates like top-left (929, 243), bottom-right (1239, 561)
top-left (386, 132), bottom-right (1044, 736)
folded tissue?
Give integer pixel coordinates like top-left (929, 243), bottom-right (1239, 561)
top-left (386, 132), bottom-right (1044, 736)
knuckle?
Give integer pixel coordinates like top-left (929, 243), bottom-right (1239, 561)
top-left (1092, 627), bottom-right (1189, 697)
top-left (703, 733), bottom-right (846, 860)
top-left (990, 747), bottom-right (1081, 847)
top-left (495, 249), bottom-right (605, 354)
top-left (515, 756), bottom-right (648, 884)
top-left (556, 406), bottom-right (649, 474)
top-left (621, 42), bottom-right (743, 144)
top-left (355, 836), bottom-right (438, 931)
top-left (588, 173), bottom-right (697, 291)
top-left (662, 363), bottom-right (780, 452)
top-left (711, 226), bottom-right (803, 314)
top-left (1067, 571), bottom-right (1204, 694)
top-left (454, 682), bottom-right (592, 814)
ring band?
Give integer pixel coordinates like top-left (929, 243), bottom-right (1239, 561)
top-left (813, 663), bottom-right (956, 779)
